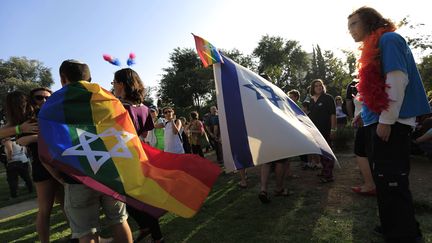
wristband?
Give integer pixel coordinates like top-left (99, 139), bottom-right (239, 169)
top-left (15, 125), bottom-right (21, 135)
top-left (331, 128), bottom-right (337, 132)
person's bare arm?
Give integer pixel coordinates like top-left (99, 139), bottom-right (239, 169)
top-left (3, 140), bottom-right (12, 161)
top-left (0, 120), bottom-right (38, 139)
top-left (172, 119), bottom-right (182, 135)
top-left (16, 135), bottom-right (38, 146)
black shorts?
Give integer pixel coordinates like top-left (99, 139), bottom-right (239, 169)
top-left (354, 126), bottom-right (367, 157)
top-left (32, 160), bottom-right (53, 182)
top-left (337, 117), bottom-right (347, 125)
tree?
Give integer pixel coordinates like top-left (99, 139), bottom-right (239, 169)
top-left (253, 35), bottom-right (309, 92)
top-left (418, 54), bottom-right (432, 92)
top-left (0, 56), bottom-right (53, 108)
top-left (158, 48), bottom-right (213, 115)
top-left (221, 48), bottom-right (256, 71)
top-left (342, 50), bottom-right (357, 77)
top-left (306, 45), bottom-right (327, 82)
top-left (0, 57), bottom-right (53, 87)
top-left (397, 17), bottom-right (432, 55)
top-left (323, 50), bottom-right (351, 96)
top-left (306, 45), bottom-right (351, 96)
top-left (143, 85), bottom-right (155, 107)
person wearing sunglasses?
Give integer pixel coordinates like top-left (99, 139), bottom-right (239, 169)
top-left (5, 89), bottom-right (62, 243)
top-left (162, 107), bottom-right (184, 154)
top-left (30, 87), bottom-right (52, 108)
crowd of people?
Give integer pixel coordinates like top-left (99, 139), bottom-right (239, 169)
top-left (0, 6), bottom-right (430, 243)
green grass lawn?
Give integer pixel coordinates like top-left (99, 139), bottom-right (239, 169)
top-left (0, 155), bottom-right (431, 242)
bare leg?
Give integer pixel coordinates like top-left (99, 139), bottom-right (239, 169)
top-left (258, 164), bottom-right (272, 203)
top-left (35, 179), bottom-right (56, 243)
top-left (238, 169), bottom-right (247, 187)
top-left (260, 164), bottom-right (270, 192)
top-left (309, 154), bottom-right (321, 168)
top-left (275, 162), bottom-right (287, 191)
top-left (112, 221), bottom-right (133, 243)
top-left (356, 156), bottom-right (375, 191)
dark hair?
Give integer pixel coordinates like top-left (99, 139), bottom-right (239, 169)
top-left (309, 79), bottom-right (326, 96)
top-left (348, 7), bottom-right (396, 34)
top-left (288, 89), bottom-right (300, 100)
top-left (30, 87), bottom-right (52, 106)
top-left (59, 59), bottom-right (91, 83)
top-left (5, 91), bottom-right (35, 125)
top-left (162, 107), bottom-right (174, 113)
top-left (114, 68), bottom-right (145, 104)
top-left (190, 111), bottom-right (199, 120)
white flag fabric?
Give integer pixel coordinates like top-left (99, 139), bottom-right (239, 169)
top-left (213, 55), bottom-right (337, 172)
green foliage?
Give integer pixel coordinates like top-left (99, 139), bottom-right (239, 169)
top-left (253, 35), bottom-right (309, 92)
top-left (418, 54), bottom-right (432, 92)
top-left (221, 48), bottom-right (256, 70)
top-left (398, 17), bottom-right (432, 54)
top-left (0, 57), bottom-right (53, 109)
top-left (158, 48), bottom-right (213, 112)
top-left (333, 126), bottom-right (355, 151)
top-left (143, 85), bottom-right (155, 107)
top-left (306, 45), bottom-right (351, 96)
top-left (0, 57), bottom-right (53, 87)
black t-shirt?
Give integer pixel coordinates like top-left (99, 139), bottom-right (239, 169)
top-left (345, 81), bottom-right (358, 117)
top-left (308, 93), bottom-right (336, 137)
top-left (345, 80), bottom-right (358, 100)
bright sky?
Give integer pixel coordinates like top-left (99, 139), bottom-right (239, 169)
top-left (1, 0), bottom-right (431, 97)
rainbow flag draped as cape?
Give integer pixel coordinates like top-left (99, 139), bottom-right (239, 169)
top-left (38, 81), bottom-right (221, 218)
top-left (192, 33), bottom-right (223, 67)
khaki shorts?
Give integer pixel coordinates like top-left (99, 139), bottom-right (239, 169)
top-left (64, 183), bottom-right (128, 239)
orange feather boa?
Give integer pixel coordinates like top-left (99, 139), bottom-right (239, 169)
top-left (357, 26), bottom-right (396, 113)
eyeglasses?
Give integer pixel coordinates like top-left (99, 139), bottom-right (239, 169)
top-left (34, 95), bottom-right (50, 101)
top-left (163, 110), bottom-right (173, 114)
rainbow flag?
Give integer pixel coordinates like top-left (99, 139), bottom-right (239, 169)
top-left (192, 33), bottom-right (223, 67)
top-left (38, 81), bottom-right (221, 218)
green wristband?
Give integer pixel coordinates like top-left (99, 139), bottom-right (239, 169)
top-left (15, 125), bottom-right (21, 135)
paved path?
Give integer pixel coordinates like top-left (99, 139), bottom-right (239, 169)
top-left (0, 198), bottom-right (37, 221)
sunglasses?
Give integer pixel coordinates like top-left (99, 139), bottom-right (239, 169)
top-left (34, 95), bottom-right (50, 101)
top-left (164, 110), bottom-right (173, 114)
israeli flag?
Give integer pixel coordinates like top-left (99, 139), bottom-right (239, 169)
top-left (214, 55), bottom-right (336, 172)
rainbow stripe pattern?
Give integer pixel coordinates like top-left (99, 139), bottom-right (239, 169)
top-left (38, 81), bottom-right (220, 218)
top-left (193, 33), bottom-right (223, 67)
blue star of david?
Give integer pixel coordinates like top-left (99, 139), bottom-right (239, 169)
top-left (243, 80), bottom-right (283, 107)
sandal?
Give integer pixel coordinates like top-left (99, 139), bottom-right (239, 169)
top-left (258, 191), bottom-right (271, 204)
top-left (237, 181), bottom-right (247, 189)
top-left (274, 188), bottom-right (290, 197)
top-left (320, 177), bottom-right (334, 183)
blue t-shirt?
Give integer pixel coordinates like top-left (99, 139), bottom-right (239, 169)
top-left (361, 32), bottom-right (430, 126)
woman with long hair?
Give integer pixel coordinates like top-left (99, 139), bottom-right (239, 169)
top-left (112, 68), bottom-right (164, 243)
top-left (189, 111), bottom-right (205, 157)
top-left (5, 89), bottom-right (63, 243)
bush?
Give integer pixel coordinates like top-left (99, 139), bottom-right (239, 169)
top-left (332, 126), bottom-right (355, 151)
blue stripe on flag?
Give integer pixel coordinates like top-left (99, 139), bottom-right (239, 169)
top-left (220, 56), bottom-right (254, 169)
